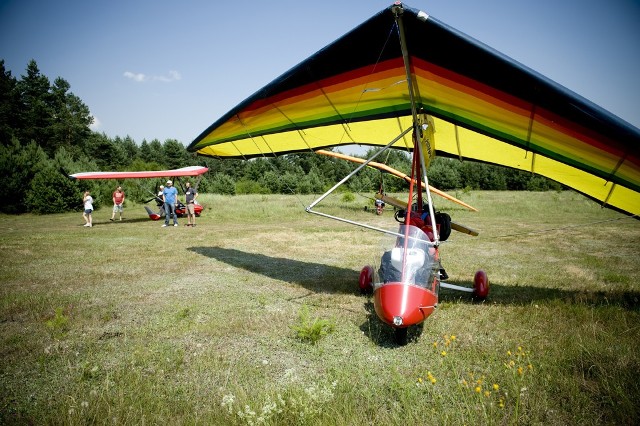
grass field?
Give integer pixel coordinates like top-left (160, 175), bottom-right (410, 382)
top-left (1, 191), bottom-right (639, 425)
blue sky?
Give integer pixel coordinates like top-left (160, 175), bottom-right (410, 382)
top-left (1, 0), bottom-right (639, 149)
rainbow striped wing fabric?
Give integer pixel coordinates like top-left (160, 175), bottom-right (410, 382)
top-left (188, 3), bottom-right (640, 215)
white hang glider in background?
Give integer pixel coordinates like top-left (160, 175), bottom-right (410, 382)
top-left (69, 166), bottom-right (209, 220)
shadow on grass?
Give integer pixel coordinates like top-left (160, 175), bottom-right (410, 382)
top-left (75, 220), bottom-right (148, 227)
top-left (440, 279), bottom-right (640, 311)
top-left (188, 246), bottom-right (357, 294)
top-left (189, 247), bottom-right (640, 311)
top-left (91, 215), bottom-right (194, 226)
top-left (189, 247), bottom-right (639, 348)
top-left (95, 217), bottom-right (153, 225)
top-left (190, 246), bottom-right (417, 347)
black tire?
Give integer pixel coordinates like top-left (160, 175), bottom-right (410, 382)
top-left (436, 212), bottom-right (452, 241)
top-left (394, 327), bottom-right (408, 345)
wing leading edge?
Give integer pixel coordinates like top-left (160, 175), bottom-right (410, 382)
top-left (69, 166), bottom-right (209, 180)
top-left (188, 3), bottom-right (639, 215)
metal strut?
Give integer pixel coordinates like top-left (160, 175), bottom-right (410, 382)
top-left (393, 3), bottom-right (439, 242)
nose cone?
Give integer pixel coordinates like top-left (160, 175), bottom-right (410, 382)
top-left (374, 283), bottom-right (437, 327)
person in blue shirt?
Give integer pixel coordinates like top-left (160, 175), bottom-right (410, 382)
top-left (162, 180), bottom-right (179, 227)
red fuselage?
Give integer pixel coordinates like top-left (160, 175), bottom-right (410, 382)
top-left (374, 281), bottom-right (438, 328)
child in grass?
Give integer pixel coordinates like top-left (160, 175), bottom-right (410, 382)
top-left (83, 191), bottom-right (93, 227)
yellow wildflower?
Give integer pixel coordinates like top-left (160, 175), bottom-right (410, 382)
top-left (441, 351), bottom-right (447, 357)
top-left (493, 384), bottom-right (499, 391)
top-left (474, 386), bottom-right (481, 393)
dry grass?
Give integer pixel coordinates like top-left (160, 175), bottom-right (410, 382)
top-left (1, 191), bottom-right (639, 425)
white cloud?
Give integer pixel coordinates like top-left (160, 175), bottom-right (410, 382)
top-left (124, 70), bottom-right (181, 83)
top-left (153, 70), bottom-right (182, 82)
top-left (124, 71), bottom-right (147, 82)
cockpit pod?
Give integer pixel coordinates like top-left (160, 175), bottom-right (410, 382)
top-left (373, 225), bottom-right (440, 328)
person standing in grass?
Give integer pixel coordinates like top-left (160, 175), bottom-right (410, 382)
top-left (162, 180), bottom-right (179, 227)
top-left (156, 185), bottom-right (164, 217)
top-left (83, 191), bottom-right (93, 227)
top-left (184, 182), bottom-right (198, 227)
top-left (110, 186), bottom-right (125, 221)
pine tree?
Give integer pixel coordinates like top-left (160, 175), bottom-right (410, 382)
top-left (0, 60), bottom-right (19, 145)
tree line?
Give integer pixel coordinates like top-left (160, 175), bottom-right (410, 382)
top-left (0, 59), bottom-right (561, 214)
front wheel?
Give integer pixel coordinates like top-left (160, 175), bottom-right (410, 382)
top-left (394, 327), bottom-right (408, 345)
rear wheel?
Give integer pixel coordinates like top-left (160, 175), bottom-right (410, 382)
top-left (358, 266), bottom-right (374, 294)
top-left (436, 212), bottom-right (452, 241)
top-left (473, 270), bottom-right (490, 300)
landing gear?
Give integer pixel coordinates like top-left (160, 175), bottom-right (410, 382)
top-left (394, 327), bottom-right (408, 345)
top-left (473, 270), bottom-right (489, 300)
top-left (435, 212), bottom-right (451, 241)
top-left (359, 265), bottom-right (374, 294)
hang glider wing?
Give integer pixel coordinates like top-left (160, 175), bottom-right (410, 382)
top-left (188, 3), bottom-right (640, 216)
top-left (69, 166), bottom-right (209, 180)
